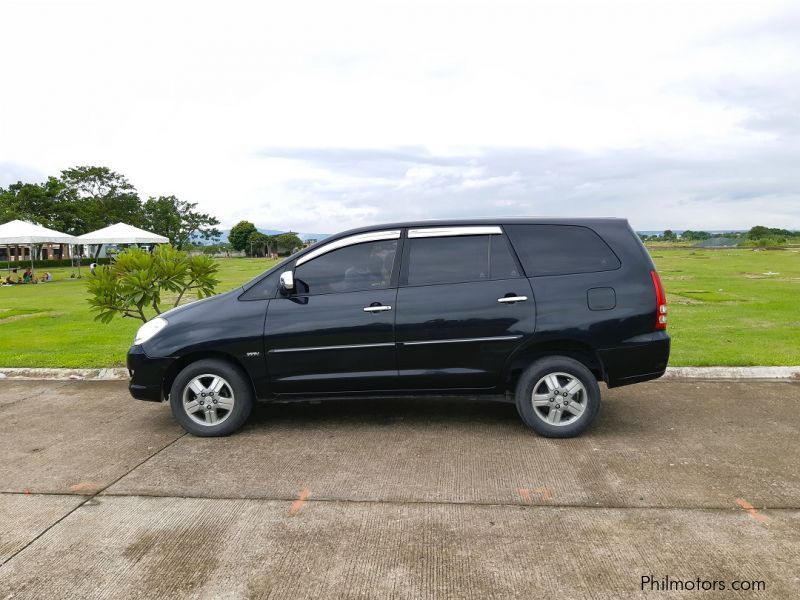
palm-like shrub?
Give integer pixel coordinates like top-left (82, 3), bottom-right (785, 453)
top-left (87, 245), bottom-right (220, 323)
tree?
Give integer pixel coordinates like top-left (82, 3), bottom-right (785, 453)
top-left (275, 232), bottom-right (303, 255)
top-left (247, 231), bottom-right (271, 257)
top-left (60, 166), bottom-right (143, 233)
top-left (662, 229), bottom-right (677, 241)
top-left (142, 196), bottom-right (221, 249)
top-left (0, 177), bottom-right (80, 233)
top-left (747, 225), bottom-right (792, 240)
top-left (86, 245), bottom-right (220, 323)
top-left (228, 220), bottom-right (257, 251)
top-left (680, 230), bottom-right (711, 241)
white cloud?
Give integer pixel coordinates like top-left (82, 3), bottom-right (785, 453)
top-left (1, 0), bottom-right (798, 232)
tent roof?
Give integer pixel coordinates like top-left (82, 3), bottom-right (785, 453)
top-left (0, 219), bottom-right (76, 244)
top-left (75, 222), bottom-right (169, 244)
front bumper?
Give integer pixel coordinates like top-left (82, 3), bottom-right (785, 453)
top-left (598, 332), bottom-right (671, 388)
top-left (127, 345), bottom-right (176, 402)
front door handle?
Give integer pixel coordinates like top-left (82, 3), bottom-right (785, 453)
top-left (364, 305), bottom-right (392, 312)
top-left (497, 296), bottom-right (528, 304)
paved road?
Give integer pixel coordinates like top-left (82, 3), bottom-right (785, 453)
top-left (0, 379), bottom-right (798, 599)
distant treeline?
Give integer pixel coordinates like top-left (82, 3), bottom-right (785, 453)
top-left (639, 226), bottom-right (800, 247)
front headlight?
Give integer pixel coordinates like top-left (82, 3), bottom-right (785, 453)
top-left (134, 317), bottom-right (168, 345)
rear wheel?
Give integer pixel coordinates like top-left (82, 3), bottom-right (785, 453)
top-left (170, 359), bottom-right (253, 436)
top-left (515, 356), bottom-right (600, 437)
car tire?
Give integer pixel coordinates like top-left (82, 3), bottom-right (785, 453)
top-left (169, 359), bottom-right (253, 437)
top-left (515, 356), bottom-right (601, 438)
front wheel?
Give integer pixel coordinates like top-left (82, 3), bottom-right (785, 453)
top-left (169, 359), bottom-right (253, 437)
top-left (515, 356), bottom-right (601, 438)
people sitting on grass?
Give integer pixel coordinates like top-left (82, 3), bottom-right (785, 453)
top-left (1, 269), bottom-right (55, 284)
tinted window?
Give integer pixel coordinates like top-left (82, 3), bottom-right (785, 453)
top-left (490, 235), bottom-right (519, 279)
top-left (406, 235), bottom-right (520, 286)
top-left (505, 224), bottom-right (620, 276)
top-left (240, 269), bottom-right (281, 300)
top-left (294, 240), bottom-right (397, 295)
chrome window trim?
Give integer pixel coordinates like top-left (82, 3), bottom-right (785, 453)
top-left (295, 230), bottom-right (401, 266)
top-left (407, 226), bottom-right (502, 238)
top-left (269, 342), bottom-right (395, 354)
top-left (400, 335), bottom-right (522, 346)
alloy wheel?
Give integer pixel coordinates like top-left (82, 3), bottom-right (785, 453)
top-left (530, 371), bottom-right (587, 427)
top-left (182, 373), bottom-right (236, 426)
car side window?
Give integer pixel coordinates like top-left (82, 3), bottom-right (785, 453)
top-left (406, 235), bottom-right (520, 286)
top-left (294, 240), bottom-right (398, 295)
top-left (489, 235), bottom-right (520, 279)
top-left (239, 269), bottom-right (281, 300)
top-left (505, 224), bottom-right (621, 276)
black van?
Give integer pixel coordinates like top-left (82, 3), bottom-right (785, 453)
top-left (128, 218), bottom-right (669, 438)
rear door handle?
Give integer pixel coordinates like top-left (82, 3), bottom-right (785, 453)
top-left (364, 305), bottom-right (392, 312)
top-left (497, 296), bottom-right (528, 304)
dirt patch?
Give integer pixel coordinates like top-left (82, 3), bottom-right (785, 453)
top-left (0, 308), bottom-right (51, 324)
top-left (667, 293), bottom-right (701, 305)
top-left (673, 290), bottom-right (740, 303)
top-left (740, 273), bottom-right (800, 282)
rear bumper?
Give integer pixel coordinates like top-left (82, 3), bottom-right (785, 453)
top-left (599, 332), bottom-right (671, 388)
top-left (127, 345), bottom-right (175, 402)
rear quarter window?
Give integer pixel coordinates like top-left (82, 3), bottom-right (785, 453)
top-left (504, 224), bottom-right (621, 276)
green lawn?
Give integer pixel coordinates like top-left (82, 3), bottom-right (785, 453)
top-left (0, 258), bottom-right (279, 368)
top-left (0, 249), bottom-right (798, 368)
top-left (649, 248), bottom-right (800, 366)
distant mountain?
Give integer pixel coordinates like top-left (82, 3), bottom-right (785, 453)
top-left (217, 228), bottom-right (329, 243)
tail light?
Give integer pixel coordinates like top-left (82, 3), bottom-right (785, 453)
top-left (650, 270), bottom-right (667, 330)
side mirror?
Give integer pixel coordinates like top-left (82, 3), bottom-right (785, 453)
top-left (279, 270), bottom-right (294, 292)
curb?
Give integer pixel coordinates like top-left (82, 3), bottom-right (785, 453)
top-left (0, 366), bottom-right (798, 381)
top-left (0, 368), bottom-right (129, 380)
top-left (662, 366), bottom-right (800, 380)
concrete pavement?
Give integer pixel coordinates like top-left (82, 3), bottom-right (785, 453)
top-left (1, 379), bottom-right (798, 598)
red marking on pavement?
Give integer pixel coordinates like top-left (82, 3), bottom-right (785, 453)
top-left (23, 488), bottom-right (31, 495)
top-left (69, 482), bottom-right (99, 494)
top-left (736, 498), bottom-right (767, 523)
top-left (533, 487), bottom-right (553, 501)
top-left (289, 488), bottom-right (311, 516)
top-left (520, 487), bottom-right (552, 504)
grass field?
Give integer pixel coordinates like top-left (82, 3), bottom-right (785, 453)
top-left (0, 249), bottom-right (798, 368)
top-left (0, 258), bottom-right (279, 368)
top-left (652, 248), bottom-right (799, 365)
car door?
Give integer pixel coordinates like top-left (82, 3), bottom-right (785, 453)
top-left (395, 226), bottom-right (535, 390)
top-left (264, 230), bottom-right (402, 394)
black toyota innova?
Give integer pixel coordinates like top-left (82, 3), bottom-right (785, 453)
top-left (128, 218), bottom-right (670, 438)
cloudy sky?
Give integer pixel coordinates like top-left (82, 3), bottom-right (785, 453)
top-left (1, 0), bottom-right (798, 233)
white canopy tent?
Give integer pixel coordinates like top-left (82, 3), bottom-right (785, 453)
top-left (75, 222), bottom-right (169, 245)
top-left (76, 222), bottom-right (169, 261)
top-left (0, 219), bottom-right (76, 273)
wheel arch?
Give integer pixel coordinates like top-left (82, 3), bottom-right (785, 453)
top-left (503, 339), bottom-right (605, 393)
top-left (162, 350), bottom-right (257, 401)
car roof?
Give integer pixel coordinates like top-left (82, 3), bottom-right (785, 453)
top-left (328, 217), bottom-right (628, 240)
top-left (241, 216), bottom-right (630, 292)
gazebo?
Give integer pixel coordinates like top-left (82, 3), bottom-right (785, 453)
top-left (76, 223), bottom-right (169, 257)
top-left (0, 219), bottom-right (76, 272)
